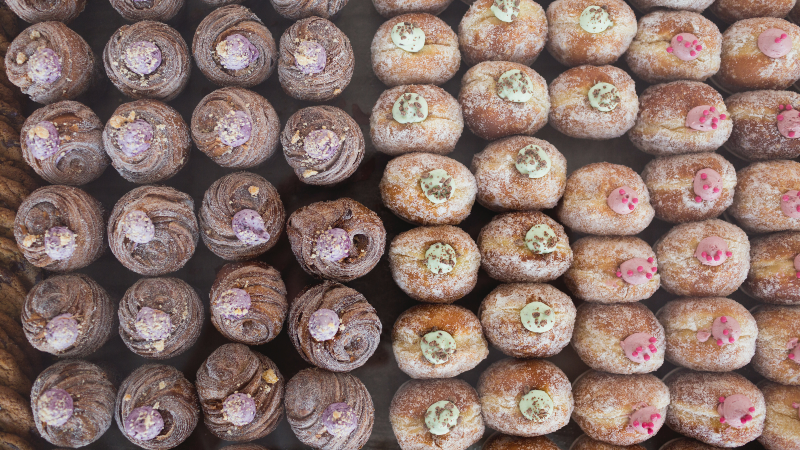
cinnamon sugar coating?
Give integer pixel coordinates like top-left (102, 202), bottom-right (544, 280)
top-left (458, 0), bottom-right (547, 66)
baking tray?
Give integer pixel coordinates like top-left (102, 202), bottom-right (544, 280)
top-left (23, 0), bottom-right (769, 448)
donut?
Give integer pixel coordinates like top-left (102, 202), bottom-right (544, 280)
top-left (485, 434), bottom-right (561, 450)
top-left (572, 371), bottom-right (670, 445)
top-left (713, 18), bottom-right (800, 93)
top-left (372, 0), bottom-right (453, 17)
top-left (557, 162), bottom-right (654, 236)
top-left (370, 84), bottom-right (463, 155)
top-left (371, 13), bottom-right (460, 86)
top-left (654, 219), bottom-right (750, 297)
top-left (658, 438), bottom-right (729, 450)
top-left (743, 231), bottom-right (800, 305)
top-left (730, 160), bottom-right (800, 233)
top-left (471, 136), bottom-right (567, 212)
top-left (478, 210), bottom-right (573, 283)
top-left (479, 282), bottom-right (576, 358)
top-left (725, 90), bottom-right (800, 162)
top-left (626, 0), bottom-right (714, 13)
top-left (459, 61), bottom-right (549, 141)
top-left (549, 65), bottom-right (638, 140)
top-left (657, 297), bottom-right (757, 372)
top-left (572, 435), bottom-right (645, 450)
top-left (664, 369), bottom-right (765, 447)
top-left (710, 0), bottom-right (796, 24)
top-left (545, 0), bottom-right (637, 67)
top-left (628, 81), bottom-right (732, 156)
top-left (270, 0), bottom-right (347, 20)
top-left (642, 153), bottom-right (736, 224)
top-left (458, 0), bottom-right (548, 66)
top-left (757, 381), bottom-right (800, 450)
top-left (752, 305), bottom-right (800, 385)
top-left (625, 11), bottom-right (722, 84)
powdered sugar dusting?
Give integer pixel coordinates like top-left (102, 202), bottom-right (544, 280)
top-left (725, 90), bottom-right (800, 162)
top-left (743, 231), bottom-right (800, 305)
top-left (757, 381), bottom-right (800, 450)
top-left (752, 306), bottom-right (800, 384)
top-left (459, 0), bottom-right (548, 66)
top-left (627, 0), bottom-right (713, 13)
top-left (730, 160), bottom-right (800, 233)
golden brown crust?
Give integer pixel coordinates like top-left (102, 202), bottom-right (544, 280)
top-left (459, 61), bottom-right (549, 141)
top-left (654, 219), bottom-right (750, 297)
top-left (570, 435), bottom-right (645, 450)
top-left (744, 231), bottom-right (800, 304)
top-left (485, 434), bottom-right (561, 450)
top-left (711, 0), bottom-right (796, 24)
top-left (658, 438), bottom-right (728, 450)
top-left (627, 0), bottom-right (713, 12)
top-left (549, 65), bottom-right (638, 140)
top-left (757, 381), bottom-right (800, 450)
top-left (725, 90), bottom-right (800, 162)
top-left (752, 306), bottom-right (800, 385)
top-left (372, 0), bottom-right (453, 17)
top-left (730, 160), bottom-right (800, 233)
top-left (625, 11), bottom-right (721, 84)
top-left (657, 297), bottom-right (757, 372)
top-left (564, 236), bottom-right (661, 303)
top-left (471, 136), bottom-right (567, 212)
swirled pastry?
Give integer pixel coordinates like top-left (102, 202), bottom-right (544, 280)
top-left (5, 0), bottom-right (85, 24)
top-left (115, 364), bottom-right (199, 450)
top-left (31, 360), bottom-right (115, 448)
top-left (14, 185), bottom-right (105, 272)
top-left (5, 22), bottom-right (98, 104)
top-left (108, 186), bottom-right (198, 275)
top-left (20, 100), bottom-right (108, 185)
top-left (281, 106), bottom-right (364, 185)
top-left (287, 197), bottom-right (386, 282)
top-left (270, 0), bottom-right (347, 20)
top-left (22, 274), bottom-right (113, 358)
top-left (191, 87), bottom-right (279, 169)
top-left (192, 5), bottom-right (277, 87)
top-left (278, 16), bottom-right (353, 101)
top-left (118, 277), bottom-right (203, 359)
top-left (103, 100), bottom-right (190, 184)
top-left (285, 368), bottom-right (374, 450)
top-left (288, 281), bottom-right (381, 372)
top-left (196, 343), bottom-right (284, 441)
top-left (110, 0), bottom-right (184, 22)
top-left (103, 21), bottom-right (191, 101)
top-left (209, 261), bottom-right (287, 345)
top-left (199, 171), bottom-right (284, 261)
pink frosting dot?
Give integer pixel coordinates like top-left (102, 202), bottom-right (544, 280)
top-left (628, 404), bottom-right (662, 435)
top-left (686, 105), bottom-right (725, 132)
top-left (669, 33), bottom-right (702, 61)
top-left (620, 332), bottom-right (657, 364)
top-left (778, 109), bottom-right (800, 139)
top-left (617, 257), bottom-right (656, 285)
top-left (694, 236), bottom-right (729, 266)
top-left (787, 337), bottom-right (799, 363)
top-left (758, 28), bottom-right (793, 59)
top-left (711, 315), bottom-right (741, 346)
top-left (717, 394), bottom-right (754, 429)
top-left (607, 186), bottom-right (637, 215)
top-left (693, 168), bottom-right (723, 202)
top-left (780, 190), bottom-right (800, 219)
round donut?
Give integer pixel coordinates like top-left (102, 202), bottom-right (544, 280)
top-left (752, 305), bottom-right (800, 385)
top-left (658, 438), bottom-right (731, 450)
top-left (549, 65), bottom-right (638, 140)
top-left (744, 231), bottom-right (800, 305)
top-left (557, 162), bottom-right (654, 236)
top-left (628, 81), bottom-right (731, 156)
top-left (626, 0), bottom-right (714, 13)
top-left (725, 90), bottom-right (800, 162)
top-left (757, 381), bottom-right (800, 450)
top-left (571, 435), bottom-right (645, 450)
top-left (730, 160), bottom-right (800, 233)
top-left (710, 0), bottom-right (796, 24)
top-left (654, 219), bottom-right (750, 297)
top-left (372, 0), bottom-right (453, 17)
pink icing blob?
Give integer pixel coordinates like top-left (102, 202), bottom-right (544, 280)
top-left (607, 186), bottom-right (638, 215)
top-left (620, 333), bottom-right (658, 364)
top-left (617, 257), bottom-right (657, 285)
top-left (693, 168), bottom-right (722, 203)
top-left (758, 28), bottom-right (792, 59)
top-left (788, 337), bottom-right (799, 363)
top-left (711, 315), bottom-right (741, 346)
top-left (697, 330), bottom-right (711, 342)
top-left (717, 394), bottom-right (755, 428)
top-left (793, 402), bottom-right (800, 419)
top-left (686, 105), bottom-right (726, 132)
top-left (694, 236), bottom-right (730, 266)
top-left (628, 403), bottom-right (662, 435)
top-left (794, 254), bottom-right (800, 279)
top-left (667, 33), bottom-right (703, 61)
top-left (777, 106), bottom-right (800, 139)
top-left (780, 190), bottom-right (800, 219)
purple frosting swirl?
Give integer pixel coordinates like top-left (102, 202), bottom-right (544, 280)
top-left (28, 47), bottom-right (62, 84)
top-left (321, 402), bottom-right (357, 437)
top-left (215, 288), bottom-right (251, 320)
top-left (308, 308), bottom-right (340, 341)
top-left (304, 129), bottom-right (341, 161)
top-left (134, 306), bottom-right (172, 341)
top-left (45, 313), bottom-right (79, 351)
top-left (124, 406), bottom-right (164, 441)
top-left (116, 119), bottom-right (154, 157)
top-left (223, 393), bottom-right (257, 426)
top-left (315, 228), bottom-right (351, 262)
top-left (217, 111), bottom-right (252, 147)
top-left (216, 34), bottom-right (259, 71)
top-left (124, 41), bottom-right (162, 75)
top-left (294, 41), bottom-right (327, 75)
top-left (122, 210), bottom-right (155, 244)
top-left (231, 209), bottom-right (271, 246)
top-left (26, 121), bottom-right (60, 160)
top-left (44, 226), bottom-right (76, 260)
top-left (37, 388), bottom-right (74, 427)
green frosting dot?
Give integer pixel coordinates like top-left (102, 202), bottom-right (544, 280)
top-left (525, 224), bottom-right (557, 254)
top-left (391, 22), bottom-right (425, 53)
top-left (579, 6), bottom-right (613, 34)
top-left (519, 389), bottom-right (554, 422)
top-left (491, 0), bottom-right (520, 22)
top-left (515, 145), bottom-right (552, 178)
top-left (520, 301), bottom-right (555, 333)
top-left (420, 169), bottom-right (455, 204)
top-left (588, 82), bottom-right (620, 112)
top-left (420, 330), bottom-right (456, 364)
top-left (496, 69), bottom-right (533, 103)
top-left (424, 400), bottom-right (460, 435)
top-left (392, 93), bottom-right (428, 124)
top-left (425, 242), bottom-right (457, 274)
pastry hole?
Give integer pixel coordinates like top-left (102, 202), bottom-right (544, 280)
top-left (349, 233), bottom-right (368, 259)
